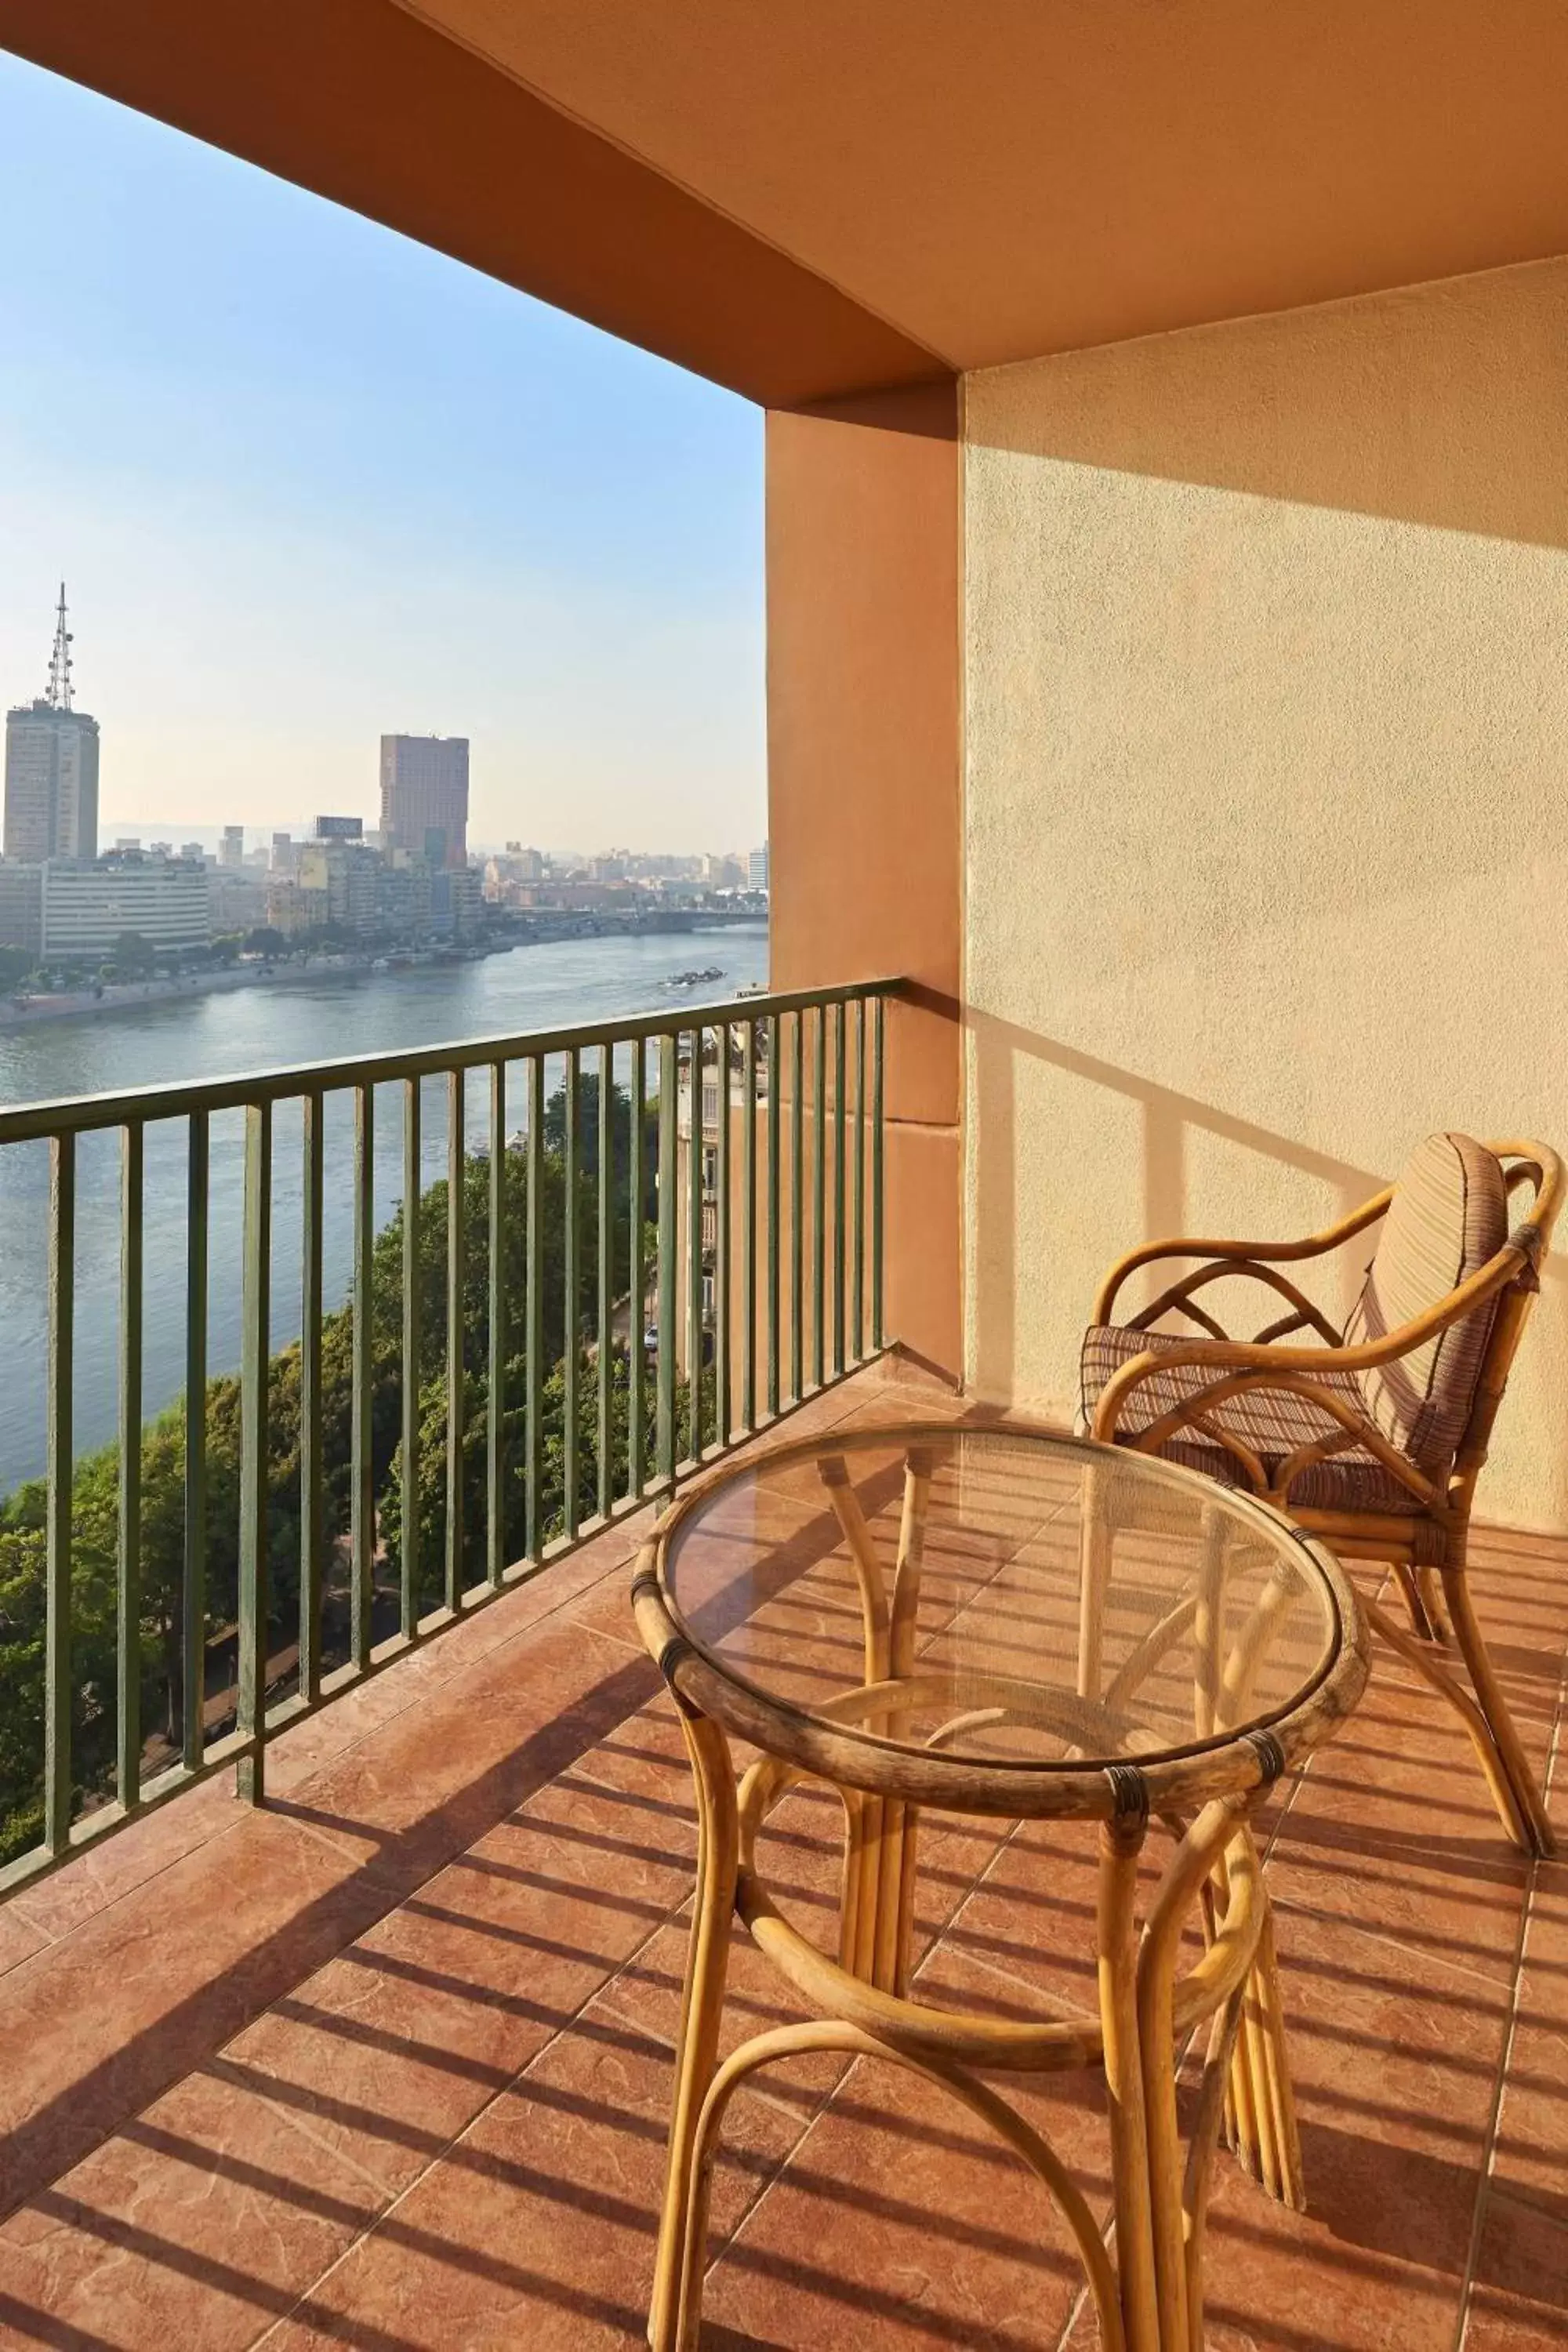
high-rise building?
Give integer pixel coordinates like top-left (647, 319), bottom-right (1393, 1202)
top-left (379, 734), bottom-right (469, 869)
top-left (220, 825), bottom-right (245, 869)
top-left (748, 842), bottom-right (770, 892)
top-left (3, 588), bottom-right (100, 866)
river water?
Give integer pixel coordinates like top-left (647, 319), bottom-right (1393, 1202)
top-left (0, 925), bottom-right (770, 1492)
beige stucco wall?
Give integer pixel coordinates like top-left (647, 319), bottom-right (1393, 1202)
top-left (962, 253), bottom-right (1568, 1530)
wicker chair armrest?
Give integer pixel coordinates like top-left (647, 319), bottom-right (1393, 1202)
top-left (1127, 1259), bottom-right (1344, 1346)
top-left (1091, 1192), bottom-right (1392, 1324)
top-left (1091, 1238), bottom-right (1530, 1442)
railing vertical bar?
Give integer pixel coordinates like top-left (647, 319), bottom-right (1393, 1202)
top-left (400, 1078), bottom-right (421, 1636)
top-left (872, 994), bottom-right (886, 1351)
top-left (44, 1133), bottom-right (74, 1853)
top-left (832, 1001), bottom-right (847, 1379)
top-left (524, 1057), bottom-right (545, 1562)
top-left (741, 1019), bottom-right (757, 1432)
top-left (767, 1013), bottom-right (781, 1418)
top-left (716, 1020), bottom-right (732, 1448)
top-left (687, 1027), bottom-right (704, 1462)
top-left (852, 999), bottom-right (866, 1365)
top-left (657, 1033), bottom-right (677, 1483)
top-left (116, 1121), bottom-right (143, 1811)
top-left (299, 1093), bottom-right (323, 1702)
top-left (563, 1049), bottom-right (580, 1539)
top-left (236, 1102), bottom-right (271, 1805)
top-left (811, 1005), bottom-right (826, 1392)
top-left (789, 1011), bottom-right (804, 1406)
top-left (629, 1034), bottom-right (646, 1499)
top-left (350, 1083), bottom-right (374, 1672)
top-left (597, 1042), bottom-right (612, 1521)
top-left (182, 1113), bottom-right (208, 1770)
top-left (445, 1069), bottom-right (466, 1610)
top-left (486, 1061), bottom-right (506, 1588)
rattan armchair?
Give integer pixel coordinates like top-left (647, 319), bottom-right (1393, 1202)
top-left (1080, 1134), bottom-right (1563, 1857)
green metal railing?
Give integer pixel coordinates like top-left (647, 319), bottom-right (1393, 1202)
top-left (0, 978), bottom-right (894, 1900)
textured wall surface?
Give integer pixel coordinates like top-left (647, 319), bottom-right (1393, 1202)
top-left (963, 254), bottom-right (1568, 1528)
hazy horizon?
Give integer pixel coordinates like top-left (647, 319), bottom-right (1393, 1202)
top-left (0, 53), bottom-right (767, 855)
top-left (91, 815), bottom-right (764, 861)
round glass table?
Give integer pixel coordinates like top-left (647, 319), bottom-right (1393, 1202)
top-left (632, 1421), bottom-right (1370, 2352)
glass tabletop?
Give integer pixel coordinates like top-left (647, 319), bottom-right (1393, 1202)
top-left (660, 1424), bottom-right (1344, 1773)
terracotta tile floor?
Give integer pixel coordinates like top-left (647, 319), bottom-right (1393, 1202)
top-left (0, 1363), bottom-right (1565, 2350)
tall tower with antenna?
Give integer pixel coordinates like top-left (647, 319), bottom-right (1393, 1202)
top-left (45, 583), bottom-right (73, 713)
top-left (5, 586), bottom-right (100, 864)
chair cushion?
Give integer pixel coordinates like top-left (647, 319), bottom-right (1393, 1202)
top-left (1080, 1323), bottom-right (1419, 1512)
top-left (1345, 1133), bottom-right (1508, 1471)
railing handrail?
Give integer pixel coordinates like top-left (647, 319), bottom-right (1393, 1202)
top-left (0, 976), bottom-right (902, 1143)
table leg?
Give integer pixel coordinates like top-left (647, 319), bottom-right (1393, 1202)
top-left (866, 1452), bottom-right (931, 1994)
top-left (650, 1708), bottom-right (738, 2352)
top-left (1192, 1504), bottom-right (1229, 1740)
top-left (1138, 1802), bottom-right (1234, 2350)
top-left (1080, 1456), bottom-right (1113, 1698)
top-left (1181, 1985), bottom-right (1247, 2352)
top-left (1247, 1898), bottom-right (1304, 2210)
top-left (1139, 1801), bottom-right (1301, 2352)
top-left (839, 1448), bottom-right (931, 1991)
top-left (1098, 1813), bottom-right (1161, 2352)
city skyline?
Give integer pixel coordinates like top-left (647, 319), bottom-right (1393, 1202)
top-left (0, 51), bottom-right (767, 851)
top-left (3, 587), bottom-right (768, 874)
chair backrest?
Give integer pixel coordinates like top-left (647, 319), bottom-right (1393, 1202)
top-left (1345, 1132), bottom-right (1508, 1471)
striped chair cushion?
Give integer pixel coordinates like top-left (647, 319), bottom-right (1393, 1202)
top-left (1345, 1133), bottom-right (1508, 1470)
top-left (1080, 1324), bottom-right (1418, 1511)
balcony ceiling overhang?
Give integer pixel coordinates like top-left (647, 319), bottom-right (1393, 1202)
top-left (5, 0), bottom-right (1568, 405)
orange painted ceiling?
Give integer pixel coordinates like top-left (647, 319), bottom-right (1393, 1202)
top-left (6, 0), bottom-right (1568, 398)
top-left (405, 0), bottom-right (1568, 370)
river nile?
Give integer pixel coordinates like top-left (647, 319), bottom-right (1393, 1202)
top-left (0, 925), bottom-right (770, 1493)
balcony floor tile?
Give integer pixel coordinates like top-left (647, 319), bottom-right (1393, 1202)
top-left (0, 1363), bottom-right (1563, 2352)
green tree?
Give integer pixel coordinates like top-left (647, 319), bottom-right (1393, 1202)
top-left (111, 931), bottom-right (157, 978)
top-left (0, 1086), bottom-right (666, 1865)
top-left (379, 1348), bottom-right (685, 1602)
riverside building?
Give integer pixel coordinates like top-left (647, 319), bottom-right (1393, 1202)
top-left (40, 851), bottom-right (210, 961)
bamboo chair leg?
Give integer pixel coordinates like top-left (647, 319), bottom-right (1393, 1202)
top-left (650, 1711), bottom-right (739, 2352)
top-left (1441, 1568), bottom-right (1556, 1859)
top-left (1417, 1565), bottom-right (1451, 1645)
top-left (1364, 1598), bottom-right (1530, 1854)
top-left (1392, 1562), bottom-right (1438, 1644)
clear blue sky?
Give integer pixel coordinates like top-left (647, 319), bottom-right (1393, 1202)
top-left (0, 49), bottom-right (766, 853)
